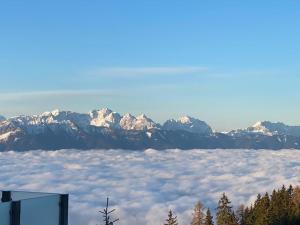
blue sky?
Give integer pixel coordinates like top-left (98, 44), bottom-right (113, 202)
top-left (1, 1), bottom-right (300, 131)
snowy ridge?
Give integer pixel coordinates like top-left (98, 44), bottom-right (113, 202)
top-left (125, 114), bottom-right (160, 130)
top-left (1, 108), bottom-right (161, 132)
top-left (163, 116), bottom-right (212, 135)
top-left (1, 108), bottom-right (300, 150)
top-left (90, 109), bottom-right (160, 130)
top-left (248, 121), bottom-right (300, 136)
top-left (229, 121), bottom-right (300, 137)
top-left (90, 108), bottom-right (122, 129)
top-left (0, 131), bottom-right (16, 141)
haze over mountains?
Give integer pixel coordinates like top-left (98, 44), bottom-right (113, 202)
top-left (0, 115), bottom-right (6, 122)
top-left (0, 108), bottom-right (300, 151)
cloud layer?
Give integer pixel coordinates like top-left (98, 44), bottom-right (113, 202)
top-left (0, 90), bottom-right (116, 101)
top-left (89, 66), bottom-right (207, 77)
top-left (1, 149), bottom-right (300, 225)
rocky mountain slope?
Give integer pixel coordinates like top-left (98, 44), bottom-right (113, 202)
top-left (163, 116), bottom-right (212, 135)
top-left (0, 115), bottom-right (6, 122)
top-left (0, 109), bottom-right (299, 151)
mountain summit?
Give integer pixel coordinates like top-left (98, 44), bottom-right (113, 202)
top-left (1, 108), bottom-right (300, 151)
top-left (120, 113), bottom-right (159, 130)
top-left (163, 116), bottom-right (212, 135)
top-left (89, 109), bottom-right (160, 130)
top-left (90, 108), bottom-right (122, 129)
top-left (247, 121), bottom-right (300, 137)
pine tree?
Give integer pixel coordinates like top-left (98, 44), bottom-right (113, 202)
top-left (232, 212), bottom-right (238, 225)
top-left (165, 210), bottom-right (179, 225)
top-left (216, 193), bottom-right (238, 225)
top-left (269, 187), bottom-right (288, 225)
top-left (204, 208), bottom-right (214, 225)
top-left (269, 189), bottom-right (281, 225)
top-left (280, 185), bottom-right (289, 225)
top-left (236, 205), bottom-right (246, 225)
top-left (291, 186), bottom-right (300, 224)
top-left (286, 185), bottom-right (295, 225)
top-left (243, 206), bottom-right (253, 225)
top-left (252, 192), bottom-right (270, 225)
top-left (99, 198), bottom-right (119, 225)
top-left (191, 201), bottom-right (205, 225)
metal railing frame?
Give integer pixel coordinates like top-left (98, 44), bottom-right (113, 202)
top-left (0, 190), bottom-right (68, 225)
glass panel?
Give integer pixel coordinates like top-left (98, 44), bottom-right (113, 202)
top-left (11, 191), bottom-right (56, 201)
top-left (0, 202), bottom-right (11, 225)
top-left (20, 195), bottom-right (60, 225)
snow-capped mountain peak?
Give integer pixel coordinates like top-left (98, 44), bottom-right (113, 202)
top-left (2, 108), bottom-right (300, 151)
top-left (40, 109), bottom-right (62, 118)
top-left (51, 109), bottom-right (61, 117)
top-left (247, 121), bottom-right (300, 136)
top-left (137, 114), bottom-right (147, 119)
top-left (249, 121), bottom-right (273, 135)
top-left (227, 121), bottom-right (300, 137)
top-left (163, 116), bottom-right (212, 135)
top-left (123, 113), bottom-right (135, 119)
top-left (178, 115), bottom-right (198, 124)
top-left (135, 114), bottom-right (159, 130)
top-left (120, 113), bottom-right (159, 130)
top-left (119, 113), bottom-right (136, 130)
top-left (90, 108), bottom-right (121, 128)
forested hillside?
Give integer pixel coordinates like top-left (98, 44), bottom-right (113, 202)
top-left (163, 185), bottom-right (300, 225)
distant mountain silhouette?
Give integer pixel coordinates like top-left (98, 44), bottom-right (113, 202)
top-left (1, 108), bottom-right (300, 151)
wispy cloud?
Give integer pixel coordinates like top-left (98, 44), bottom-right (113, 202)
top-left (0, 89), bottom-right (116, 101)
top-left (0, 89), bottom-right (122, 117)
top-left (88, 66), bottom-right (208, 77)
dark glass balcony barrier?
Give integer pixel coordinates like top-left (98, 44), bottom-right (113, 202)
top-left (0, 190), bottom-right (68, 225)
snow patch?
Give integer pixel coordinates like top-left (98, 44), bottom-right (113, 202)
top-left (0, 131), bottom-right (16, 141)
top-left (146, 132), bottom-right (152, 138)
top-left (163, 116), bottom-right (212, 134)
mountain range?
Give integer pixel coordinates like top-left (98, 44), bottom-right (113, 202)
top-left (1, 108), bottom-right (300, 151)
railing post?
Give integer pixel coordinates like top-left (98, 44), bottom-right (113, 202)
top-left (59, 194), bottom-right (68, 225)
top-left (1, 191), bottom-right (12, 202)
top-left (11, 201), bottom-right (21, 225)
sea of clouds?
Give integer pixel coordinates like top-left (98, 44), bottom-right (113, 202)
top-left (1, 149), bottom-right (300, 225)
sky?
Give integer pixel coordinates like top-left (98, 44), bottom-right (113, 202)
top-left (0, 1), bottom-right (300, 131)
